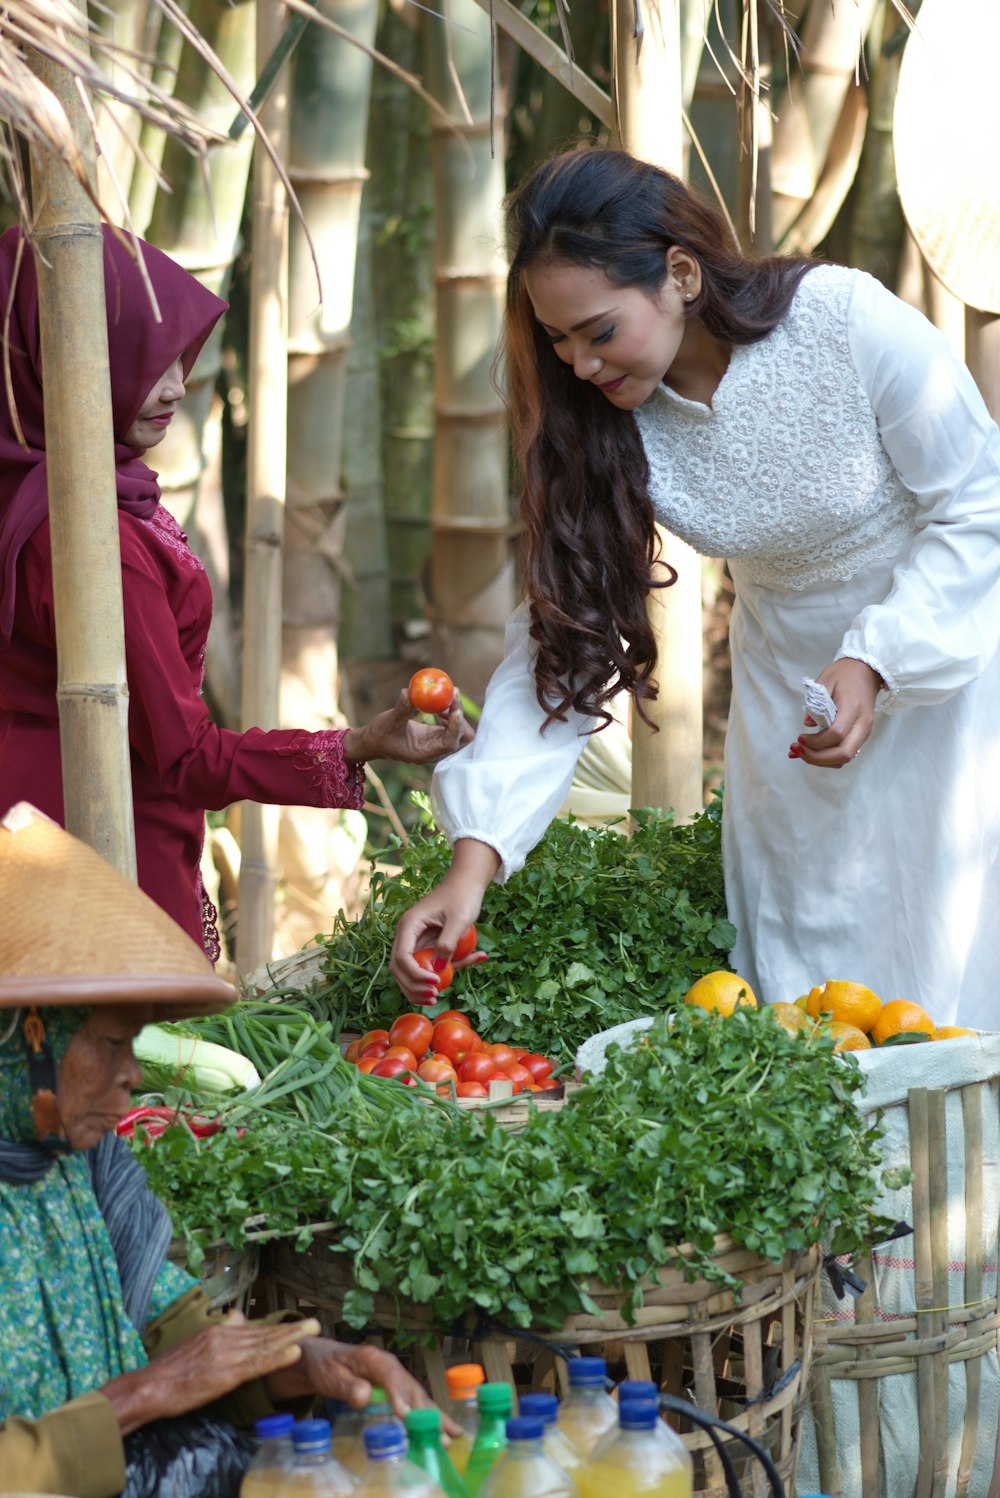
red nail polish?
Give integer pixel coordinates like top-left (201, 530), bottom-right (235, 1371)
top-left (432, 956), bottom-right (447, 973)
top-left (803, 715), bottom-right (817, 728)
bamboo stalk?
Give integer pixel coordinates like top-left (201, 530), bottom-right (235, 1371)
top-left (238, 0), bottom-right (290, 971)
top-left (853, 1250), bottom-right (879, 1498)
top-left (957, 1084), bottom-right (984, 1498)
top-left (424, 0), bottom-right (514, 702)
top-left (927, 1088), bottom-right (949, 1498)
top-left (28, 5), bottom-right (137, 878)
top-left (909, 1087), bottom-right (937, 1498)
top-left (611, 0), bottom-right (703, 824)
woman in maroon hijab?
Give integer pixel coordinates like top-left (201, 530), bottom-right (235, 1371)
top-left (0, 227), bottom-right (470, 960)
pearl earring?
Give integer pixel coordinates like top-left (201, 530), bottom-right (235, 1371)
top-left (684, 292), bottom-right (693, 301)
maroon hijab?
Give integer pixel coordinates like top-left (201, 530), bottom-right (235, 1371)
top-left (0, 225), bottom-right (228, 645)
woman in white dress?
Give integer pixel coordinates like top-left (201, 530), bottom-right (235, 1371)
top-left (390, 147), bottom-right (1000, 1028)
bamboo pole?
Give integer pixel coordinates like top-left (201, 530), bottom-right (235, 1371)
top-left (28, 10), bottom-right (137, 878)
top-left (611, 0), bottom-right (704, 823)
top-left (238, 0), bottom-right (290, 971)
top-left (424, 0), bottom-right (515, 703)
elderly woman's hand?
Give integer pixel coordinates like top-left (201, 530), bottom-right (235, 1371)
top-left (342, 689), bottom-right (474, 766)
top-left (99, 1311), bottom-right (322, 1436)
top-left (264, 1338), bottom-right (461, 1437)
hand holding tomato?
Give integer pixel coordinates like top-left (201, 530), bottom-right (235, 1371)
top-left (341, 682), bottom-right (473, 768)
top-left (408, 668), bottom-right (455, 716)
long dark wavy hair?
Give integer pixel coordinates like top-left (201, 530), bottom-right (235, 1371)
top-left (501, 147), bottom-right (815, 730)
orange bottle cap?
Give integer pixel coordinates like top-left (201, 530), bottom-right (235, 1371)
top-left (446, 1363), bottom-right (486, 1396)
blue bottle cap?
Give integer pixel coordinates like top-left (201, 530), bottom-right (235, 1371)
top-left (506, 1416), bottom-right (545, 1441)
top-left (364, 1421), bottom-right (408, 1459)
top-left (255, 1412), bottom-right (295, 1439)
top-left (618, 1380), bottom-right (658, 1402)
top-left (292, 1417), bottom-right (332, 1451)
top-left (567, 1356), bottom-right (607, 1385)
top-left (519, 1392), bottom-right (558, 1425)
top-left (619, 1400), bottom-right (659, 1431)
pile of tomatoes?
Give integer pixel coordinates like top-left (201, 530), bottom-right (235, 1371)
top-left (343, 1010), bottom-right (558, 1098)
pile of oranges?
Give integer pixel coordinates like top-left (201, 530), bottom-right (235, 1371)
top-left (683, 972), bottom-right (976, 1053)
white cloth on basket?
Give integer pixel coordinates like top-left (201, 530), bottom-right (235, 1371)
top-left (430, 265), bottom-right (1000, 1028)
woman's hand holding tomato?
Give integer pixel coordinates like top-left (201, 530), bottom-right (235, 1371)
top-left (390, 842), bottom-right (499, 1002)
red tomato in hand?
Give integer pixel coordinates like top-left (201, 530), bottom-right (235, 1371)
top-left (432, 1020), bottom-right (478, 1063)
top-left (452, 925), bottom-right (478, 961)
top-left (456, 1081), bottom-right (489, 1098)
top-left (408, 668), bottom-right (455, 715)
top-left (389, 1013), bottom-right (433, 1058)
top-left (414, 949), bottom-right (454, 992)
top-left (518, 1053), bottom-right (556, 1084)
top-left (458, 1053), bottom-right (497, 1085)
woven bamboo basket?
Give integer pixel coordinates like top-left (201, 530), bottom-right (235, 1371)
top-left (259, 1230), bottom-right (822, 1498)
top-left (800, 1078), bottom-right (1000, 1498)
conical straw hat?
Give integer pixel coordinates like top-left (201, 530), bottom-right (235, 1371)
top-left (0, 802), bottom-right (235, 1013)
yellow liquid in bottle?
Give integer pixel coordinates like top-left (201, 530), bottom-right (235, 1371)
top-left (554, 1400), bottom-right (618, 1460)
top-left (581, 1466), bottom-right (692, 1497)
top-left (240, 1474), bottom-right (287, 1498)
top-left (447, 1430), bottom-right (474, 1476)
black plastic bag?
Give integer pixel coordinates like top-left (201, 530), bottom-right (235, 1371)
top-left (122, 1411), bottom-right (259, 1498)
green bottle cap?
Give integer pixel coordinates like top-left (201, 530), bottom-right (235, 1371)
top-left (477, 1382), bottom-right (514, 1414)
top-left (367, 1385), bottom-right (390, 1409)
top-left (405, 1408), bottom-right (442, 1438)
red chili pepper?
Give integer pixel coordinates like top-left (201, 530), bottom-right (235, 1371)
top-left (116, 1105), bottom-right (225, 1142)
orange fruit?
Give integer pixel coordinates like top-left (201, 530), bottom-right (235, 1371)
top-left (769, 1002), bottom-right (811, 1035)
top-left (869, 999), bottom-right (935, 1046)
top-left (932, 1026), bottom-right (976, 1041)
top-left (683, 971), bottom-right (758, 1016)
top-left (805, 981), bottom-right (882, 1033)
top-left (823, 1021), bottom-right (872, 1052)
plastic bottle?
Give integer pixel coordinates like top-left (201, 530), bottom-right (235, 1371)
top-left (444, 1364), bottom-right (485, 1476)
top-left (327, 1401), bottom-right (366, 1471)
top-left (240, 1413), bottom-right (296, 1498)
top-left (579, 1400), bottom-right (693, 1498)
top-left (355, 1422), bottom-right (446, 1494)
top-left (404, 1408), bottom-right (467, 1498)
top-left (518, 1394), bottom-right (584, 1492)
top-left (462, 1383), bottom-right (514, 1495)
top-left (589, 1384), bottom-right (678, 1462)
top-left (339, 1387), bottom-right (397, 1476)
top-left (278, 1418), bottom-right (358, 1494)
top-left (554, 1358), bottom-right (619, 1458)
top-left (478, 1416), bottom-right (576, 1497)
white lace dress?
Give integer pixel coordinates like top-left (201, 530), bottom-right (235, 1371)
top-left (432, 266), bottom-right (1000, 1026)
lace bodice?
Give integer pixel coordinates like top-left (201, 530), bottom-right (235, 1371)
top-left (634, 265), bottom-right (918, 591)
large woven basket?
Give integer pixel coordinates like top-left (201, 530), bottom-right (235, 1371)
top-left (261, 1230), bottom-right (822, 1498)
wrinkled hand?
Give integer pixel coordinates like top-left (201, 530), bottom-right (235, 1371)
top-left (390, 842), bottom-right (498, 1004)
top-left (788, 658), bottom-right (883, 768)
top-left (343, 689), bottom-right (474, 767)
top-left (101, 1311), bottom-right (321, 1436)
top-left (265, 1339), bottom-right (460, 1436)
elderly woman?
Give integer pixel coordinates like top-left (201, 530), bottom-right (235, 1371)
top-left (0, 802), bottom-right (440, 1498)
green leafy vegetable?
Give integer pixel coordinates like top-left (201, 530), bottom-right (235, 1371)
top-left (311, 799), bottom-right (735, 1059)
top-left (140, 1005), bottom-right (901, 1335)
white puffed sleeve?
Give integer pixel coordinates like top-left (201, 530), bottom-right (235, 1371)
top-left (430, 604), bottom-right (596, 881)
top-left (837, 272), bottom-right (1000, 710)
